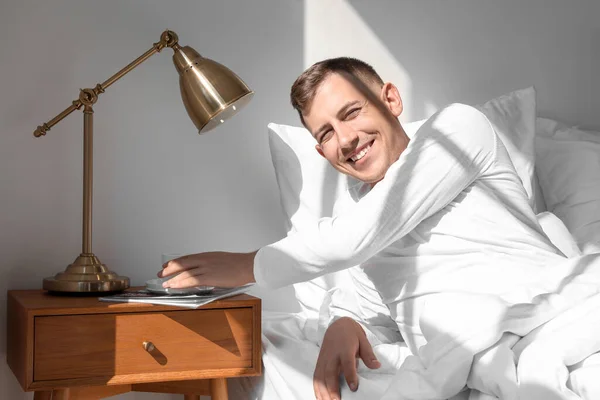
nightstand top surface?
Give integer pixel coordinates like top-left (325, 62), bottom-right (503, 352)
top-left (7, 288), bottom-right (260, 316)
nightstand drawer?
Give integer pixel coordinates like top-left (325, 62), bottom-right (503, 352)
top-left (34, 308), bottom-right (254, 381)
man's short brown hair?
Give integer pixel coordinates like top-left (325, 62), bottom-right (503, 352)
top-left (290, 57), bottom-right (384, 126)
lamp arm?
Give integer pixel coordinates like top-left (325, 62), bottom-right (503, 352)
top-left (33, 30), bottom-right (180, 137)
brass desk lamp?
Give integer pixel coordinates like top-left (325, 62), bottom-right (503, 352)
top-left (34, 30), bottom-right (254, 293)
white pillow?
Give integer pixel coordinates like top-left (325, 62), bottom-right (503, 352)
top-left (268, 123), bottom-right (346, 321)
top-left (267, 87), bottom-right (538, 321)
top-left (535, 117), bottom-right (600, 254)
top-left (478, 86), bottom-right (539, 211)
top-left (267, 122), bottom-right (352, 324)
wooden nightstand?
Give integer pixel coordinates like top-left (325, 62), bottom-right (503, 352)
top-left (6, 289), bottom-right (261, 400)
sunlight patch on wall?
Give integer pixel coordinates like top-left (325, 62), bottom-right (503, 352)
top-left (303, 0), bottom-right (414, 122)
top-left (424, 100), bottom-right (439, 119)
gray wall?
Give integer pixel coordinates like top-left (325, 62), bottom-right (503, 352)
top-left (0, 1), bottom-right (302, 399)
top-left (306, 0), bottom-right (600, 128)
top-left (1, 1), bottom-right (599, 399)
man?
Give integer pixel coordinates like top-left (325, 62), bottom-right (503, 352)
top-left (159, 58), bottom-right (581, 399)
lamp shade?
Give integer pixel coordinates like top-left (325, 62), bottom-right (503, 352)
top-left (172, 45), bottom-right (254, 133)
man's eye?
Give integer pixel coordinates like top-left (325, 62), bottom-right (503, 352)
top-left (346, 108), bottom-right (361, 119)
top-left (319, 129), bottom-right (333, 144)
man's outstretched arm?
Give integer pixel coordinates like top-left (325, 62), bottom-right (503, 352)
top-left (160, 104), bottom-right (496, 290)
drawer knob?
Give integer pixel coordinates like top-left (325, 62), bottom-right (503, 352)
top-left (143, 341), bottom-right (155, 352)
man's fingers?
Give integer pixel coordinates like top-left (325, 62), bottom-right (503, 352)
top-left (162, 268), bottom-right (205, 288)
top-left (324, 362), bottom-right (341, 400)
top-left (159, 259), bottom-right (192, 277)
top-left (166, 274), bottom-right (205, 289)
top-left (161, 254), bottom-right (205, 273)
top-left (357, 333), bottom-right (381, 370)
top-left (313, 366), bottom-right (331, 400)
top-left (315, 379), bottom-right (330, 400)
top-left (340, 354), bottom-right (359, 391)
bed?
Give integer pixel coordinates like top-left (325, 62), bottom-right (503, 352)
top-left (228, 87), bottom-right (600, 400)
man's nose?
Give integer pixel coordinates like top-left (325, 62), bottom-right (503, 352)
top-left (337, 123), bottom-right (359, 153)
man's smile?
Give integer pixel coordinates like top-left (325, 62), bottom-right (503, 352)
top-left (347, 140), bottom-right (374, 163)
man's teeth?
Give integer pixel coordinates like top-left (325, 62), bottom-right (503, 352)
top-left (351, 144), bottom-right (371, 162)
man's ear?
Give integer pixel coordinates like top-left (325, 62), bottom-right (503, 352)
top-left (380, 82), bottom-right (403, 117)
top-left (315, 144), bottom-right (325, 158)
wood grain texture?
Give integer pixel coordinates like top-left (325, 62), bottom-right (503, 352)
top-left (6, 288), bottom-right (262, 399)
top-left (33, 391), bottom-right (52, 400)
top-left (210, 378), bottom-right (228, 400)
top-left (8, 289), bottom-right (258, 315)
top-left (6, 291), bottom-right (34, 388)
top-left (28, 367), bottom-right (259, 390)
top-left (49, 389), bottom-right (69, 400)
top-left (252, 302), bottom-right (262, 375)
top-left (35, 308), bottom-right (254, 380)
top-left (42, 385), bottom-right (133, 400)
top-left (132, 379), bottom-right (209, 394)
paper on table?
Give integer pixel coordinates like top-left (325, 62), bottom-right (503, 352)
top-left (98, 284), bottom-right (254, 309)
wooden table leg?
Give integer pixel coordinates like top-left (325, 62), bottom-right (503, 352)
top-left (33, 391), bottom-right (52, 400)
top-left (32, 389), bottom-right (70, 400)
top-left (51, 389), bottom-right (70, 400)
top-left (209, 378), bottom-right (228, 400)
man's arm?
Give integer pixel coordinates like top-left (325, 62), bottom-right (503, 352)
top-left (255, 104), bottom-right (498, 288)
top-left (161, 104), bottom-right (497, 290)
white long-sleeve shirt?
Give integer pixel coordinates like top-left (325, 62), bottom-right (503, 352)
top-left (255, 103), bottom-right (565, 352)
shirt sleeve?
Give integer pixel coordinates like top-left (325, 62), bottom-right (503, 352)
top-left (254, 103), bottom-right (498, 288)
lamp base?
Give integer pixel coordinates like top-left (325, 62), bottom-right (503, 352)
top-left (43, 253), bottom-right (130, 293)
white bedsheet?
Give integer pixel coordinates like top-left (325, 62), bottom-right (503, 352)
top-left (231, 215), bottom-right (600, 400)
top-left (227, 311), bottom-right (412, 399)
top-left (228, 311), bottom-right (466, 400)
top-left (231, 257), bottom-right (600, 400)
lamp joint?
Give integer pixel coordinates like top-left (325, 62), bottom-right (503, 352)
top-left (153, 30), bottom-right (179, 52)
top-left (79, 88), bottom-right (99, 107)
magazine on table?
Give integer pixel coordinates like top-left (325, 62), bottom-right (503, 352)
top-left (99, 284), bottom-right (254, 309)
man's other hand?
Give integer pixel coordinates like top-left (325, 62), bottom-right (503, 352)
top-left (158, 251), bottom-right (257, 288)
top-left (313, 317), bottom-right (381, 400)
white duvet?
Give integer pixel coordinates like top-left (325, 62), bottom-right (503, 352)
top-left (228, 311), bottom-right (412, 400)
top-left (231, 212), bottom-right (600, 400)
top-left (380, 253), bottom-right (600, 400)
top-left (231, 258), bottom-right (600, 400)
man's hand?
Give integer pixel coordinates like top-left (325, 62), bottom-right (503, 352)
top-left (158, 251), bottom-right (257, 288)
top-left (313, 317), bottom-right (381, 400)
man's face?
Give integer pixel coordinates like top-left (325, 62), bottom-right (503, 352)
top-left (303, 73), bottom-right (408, 184)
